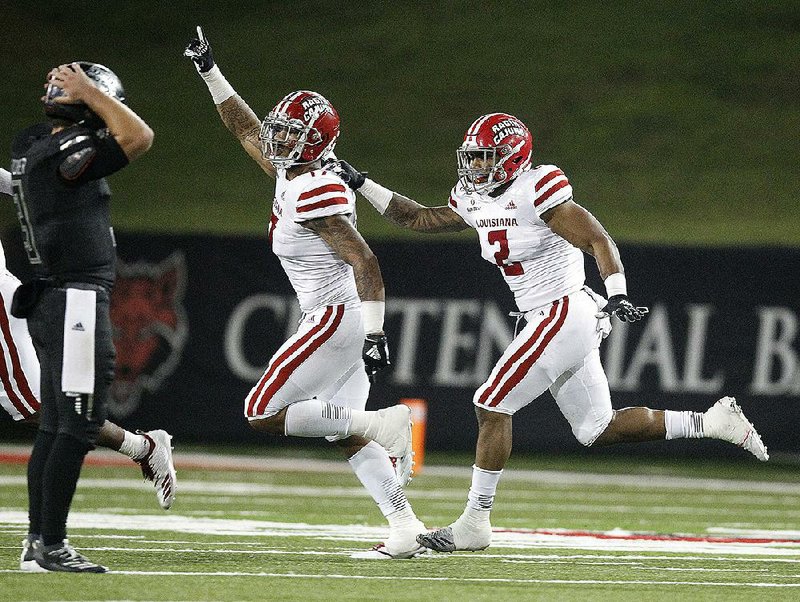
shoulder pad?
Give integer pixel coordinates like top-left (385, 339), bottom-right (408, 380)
top-left (59, 146), bottom-right (97, 181)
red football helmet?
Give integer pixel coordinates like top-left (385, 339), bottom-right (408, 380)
top-left (457, 113), bottom-right (533, 194)
top-left (260, 90), bottom-right (340, 168)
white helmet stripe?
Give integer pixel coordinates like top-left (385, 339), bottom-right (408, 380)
top-left (274, 91), bottom-right (304, 116)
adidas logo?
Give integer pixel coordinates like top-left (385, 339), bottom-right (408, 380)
top-left (72, 322), bottom-right (85, 332)
top-left (504, 200), bottom-right (517, 210)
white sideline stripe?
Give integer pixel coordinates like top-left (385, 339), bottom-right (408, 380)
top-left (2, 511), bottom-right (800, 556)
top-left (4, 476), bottom-right (800, 520)
top-left (0, 469), bottom-right (800, 500)
top-left (1, 568), bottom-right (797, 587)
top-left (2, 445), bottom-right (799, 494)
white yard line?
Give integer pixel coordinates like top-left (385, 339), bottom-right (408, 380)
top-left (1, 567), bottom-right (797, 587)
top-left (2, 511), bottom-right (800, 556)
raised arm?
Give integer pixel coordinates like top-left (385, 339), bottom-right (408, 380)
top-left (46, 63), bottom-right (153, 161)
top-left (184, 26), bottom-right (276, 178)
top-left (332, 160), bottom-right (468, 233)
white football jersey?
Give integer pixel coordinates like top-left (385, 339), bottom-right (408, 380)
top-left (449, 164), bottom-right (585, 311)
top-left (269, 168), bottom-right (360, 313)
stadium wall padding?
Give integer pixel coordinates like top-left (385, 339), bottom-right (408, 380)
top-left (2, 231), bottom-right (799, 457)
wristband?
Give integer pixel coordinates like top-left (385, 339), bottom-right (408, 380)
top-left (200, 65), bottom-right (236, 105)
top-left (604, 272), bottom-right (627, 297)
top-left (0, 168), bottom-right (11, 196)
top-left (359, 178), bottom-right (393, 215)
top-left (361, 300), bottom-right (385, 334)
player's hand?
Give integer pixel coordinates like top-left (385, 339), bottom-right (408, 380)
top-left (184, 26), bottom-right (215, 73)
top-left (597, 295), bottom-right (649, 323)
top-left (43, 63), bottom-right (95, 105)
top-left (329, 159), bottom-right (366, 191)
top-left (363, 334), bottom-right (390, 383)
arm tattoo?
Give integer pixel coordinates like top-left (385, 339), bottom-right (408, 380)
top-left (383, 193), bottom-right (469, 233)
top-left (217, 96), bottom-right (274, 175)
top-left (217, 96), bottom-right (261, 151)
top-left (303, 215), bottom-right (385, 301)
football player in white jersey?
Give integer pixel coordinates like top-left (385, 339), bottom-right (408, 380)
top-left (0, 167), bottom-right (177, 529)
top-left (185, 28), bottom-right (426, 558)
top-left (333, 112), bottom-right (769, 553)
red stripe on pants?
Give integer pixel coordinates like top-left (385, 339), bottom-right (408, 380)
top-left (486, 296), bottom-right (569, 407)
top-left (0, 294), bottom-right (38, 417)
top-left (254, 305), bottom-right (345, 416)
top-left (246, 306), bottom-right (335, 417)
top-left (477, 300), bottom-right (561, 407)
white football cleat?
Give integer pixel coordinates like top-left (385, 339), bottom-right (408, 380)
top-left (417, 513), bottom-right (492, 553)
top-left (704, 397), bottom-right (769, 461)
top-left (365, 405), bottom-right (412, 459)
top-left (391, 451), bottom-right (415, 487)
top-left (20, 536), bottom-right (47, 573)
top-left (136, 430), bottom-right (178, 509)
top-left (351, 521), bottom-right (428, 559)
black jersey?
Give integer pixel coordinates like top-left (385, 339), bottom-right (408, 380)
top-left (10, 122), bottom-right (129, 288)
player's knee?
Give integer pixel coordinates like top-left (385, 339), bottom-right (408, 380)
top-left (573, 415), bottom-right (613, 447)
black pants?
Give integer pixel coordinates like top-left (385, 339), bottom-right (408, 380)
top-left (26, 284), bottom-right (115, 544)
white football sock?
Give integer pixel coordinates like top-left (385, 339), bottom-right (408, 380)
top-left (119, 431), bottom-right (148, 460)
top-left (349, 441), bottom-right (418, 528)
top-left (284, 399), bottom-right (352, 438)
top-left (348, 409), bottom-right (378, 438)
top-left (466, 464), bottom-right (503, 513)
top-left (664, 410), bottom-right (704, 440)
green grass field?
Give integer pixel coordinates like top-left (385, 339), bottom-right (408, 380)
top-left (1, 448), bottom-right (799, 601)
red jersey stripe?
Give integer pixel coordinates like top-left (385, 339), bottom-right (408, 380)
top-left (449, 196), bottom-right (457, 209)
top-left (486, 296), bottom-right (569, 407)
top-left (534, 179), bottom-right (570, 207)
top-left (534, 169), bottom-right (565, 192)
top-left (297, 197), bottom-right (349, 213)
top-left (477, 300), bottom-right (561, 406)
top-left (0, 296), bottom-right (39, 417)
top-left (298, 183), bottom-right (347, 201)
top-left (255, 305), bottom-right (345, 415)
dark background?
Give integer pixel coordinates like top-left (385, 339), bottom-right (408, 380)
top-left (2, 1), bottom-right (799, 244)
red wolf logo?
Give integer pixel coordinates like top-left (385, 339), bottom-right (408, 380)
top-left (109, 252), bottom-right (188, 417)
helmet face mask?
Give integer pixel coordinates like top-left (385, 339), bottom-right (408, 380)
top-left (43, 62), bottom-right (126, 130)
top-left (259, 91), bottom-right (339, 169)
top-left (457, 113), bottom-right (533, 195)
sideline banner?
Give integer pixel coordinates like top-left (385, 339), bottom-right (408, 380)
top-left (2, 231), bottom-right (799, 455)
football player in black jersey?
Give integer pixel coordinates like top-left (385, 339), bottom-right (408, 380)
top-left (9, 62), bottom-right (157, 573)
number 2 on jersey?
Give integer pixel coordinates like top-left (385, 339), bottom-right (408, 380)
top-left (487, 229), bottom-right (523, 276)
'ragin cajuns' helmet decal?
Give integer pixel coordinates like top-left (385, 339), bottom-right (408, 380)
top-left (109, 252), bottom-right (188, 417)
top-left (259, 90), bottom-right (340, 168)
top-left (457, 113), bottom-right (533, 195)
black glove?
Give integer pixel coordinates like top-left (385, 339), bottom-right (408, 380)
top-left (598, 295), bottom-right (649, 323)
top-left (363, 334), bottom-right (390, 383)
top-left (183, 26), bottom-right (215, 73)
top-left (328, 159), bottom-right (366, 191)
